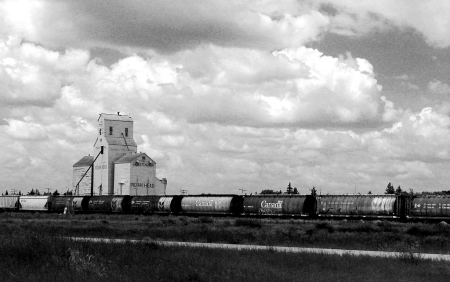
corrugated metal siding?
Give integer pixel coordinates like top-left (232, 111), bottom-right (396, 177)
top-left (318, 195), bottom-right (397, 216)
top-left (410, 196), bottom-right (450, 217)
top-left (180, 196), bottom-right (234, 213)
top-left (243, 195), bottom-right (308, 215)
top-left (19, 196), bottom-right (51, 211)
top-left (0, 196), bottom-right (19, 210)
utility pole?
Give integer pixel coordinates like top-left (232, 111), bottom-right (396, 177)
top-left (45, 188), bottom-right (51, 195)
top-left (239, 189), bottom-right (246, 195)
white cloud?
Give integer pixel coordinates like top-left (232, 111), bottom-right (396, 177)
top-left (0, 0), bottom-right (449, 196)
top-left (0, 0), bottom-right (331, 53)
top-left (428, 80), bottom-right (450, 95)
top-left (317, 0), bottom-right (450, 48)
top-left (4, 119), bottom-right (48, 140)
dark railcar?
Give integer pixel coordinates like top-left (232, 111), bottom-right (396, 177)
top-left (50, 196), bottom-right (90, 213)
top-left (243, 195), bottom-right (316, 216)
top-left (130, 196), bottom-right (164, 214)
top-left (410, 196), bottom-right (450, 219)
top-left (156, 196), bottom-right (183, 214)
top-left (87, 196), bottom-right (131, 213)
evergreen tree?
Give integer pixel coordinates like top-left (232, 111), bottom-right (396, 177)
top-left (5, 190), bottom-right (8, 195)
top-left (286, 182), bottom-right (293, 194)
top-left (385, 183), bottom-right (395, 194)
top-left (311, 186), bottom-right (317, 196)
top-left (29, 189), bottom-right (36, 195)
top-left (368, 191), bottom-right (372, 194)
top-left (293, 187), bottom-right (299, 194)
top-left (395, 185), bottom-right (403, 195)
top-left (260, 190), bottom-right (276, 194)
top-left (53, 190), bottom-right (60, 196)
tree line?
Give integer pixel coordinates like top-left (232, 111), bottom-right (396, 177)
top-left (258, 181), bottom-right (450, 197)
top-left (260, 182), bottom-right (317, 196)
top-left (2, 188), bottom-right (65, 196)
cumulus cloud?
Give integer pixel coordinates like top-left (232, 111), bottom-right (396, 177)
top-left (428, 80), bottom-right (450, 95)
top-left (4, 119), bottom-right (48, 140)
top-left (0, 0), bottom-right (449, 196)
top-left (0, 0), bottom-right (331, 54)
top-left (0, 36), bottom-right (90, 109)
top-left (316, 0), bottom-right (450, 48)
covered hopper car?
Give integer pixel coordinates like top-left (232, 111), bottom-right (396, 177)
top-left (0, 196), bottom-right (19, 211)
top-left (317, 195), bottom-right (409, 220)
top-left (0, 193), bottom-right (449, 222)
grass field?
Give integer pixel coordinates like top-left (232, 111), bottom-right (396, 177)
top-left (1, 212), bottom-right (450, 281)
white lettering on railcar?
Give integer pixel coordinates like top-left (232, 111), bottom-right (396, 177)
top-left (261, 200), bottom-right (283, 209)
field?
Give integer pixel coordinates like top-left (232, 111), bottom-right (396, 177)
top-left (1, 212), bottom-right (450, 281)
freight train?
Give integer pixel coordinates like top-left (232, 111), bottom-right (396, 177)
top-left (1, 194), bottom-right (450, 221)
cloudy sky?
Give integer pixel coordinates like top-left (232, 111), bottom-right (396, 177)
top-left (1, 0), bottom-right (450, 196)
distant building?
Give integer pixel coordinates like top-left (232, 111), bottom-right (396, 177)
top-left (72, 155), bottom-right (94, 195)
top-left (114, 152), bottom-right (166, 195)
top-left (72, 113), bottom-right (167, 195)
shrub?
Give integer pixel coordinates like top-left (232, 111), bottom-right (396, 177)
top-left (235, 218), bottom-right (262, 228)
top-left (66, 248), bottom-right (107, 277)
top-left (315, 222), bottom-right (335, 233)
top-left (199, 217), bottom-right (214, 224)
top-left (161, 217), bottom-right (180, 226)
top-left (407, 225), bottom-right (436, 237)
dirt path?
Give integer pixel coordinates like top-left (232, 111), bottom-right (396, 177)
top-left (69, 237), bottom-right (450, 261)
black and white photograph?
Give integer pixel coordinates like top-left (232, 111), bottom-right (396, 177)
top-left (1, 1), bottom-right (450, 281)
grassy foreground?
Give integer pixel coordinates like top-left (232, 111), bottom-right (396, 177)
top-left (1, 212), bottom-right (450, 253)
top-left (1, 230), bottom-right (450, 282)
top-left (1, 213), bottom-right (450, 281)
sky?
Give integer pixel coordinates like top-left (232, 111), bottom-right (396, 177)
top-left (1, 0), bottom-right (450, 196)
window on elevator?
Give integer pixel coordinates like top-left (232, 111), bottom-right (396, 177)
top-left (125, 128), bottom-right (128, 137)
top-left (109, 126), bottom-right (113, 135)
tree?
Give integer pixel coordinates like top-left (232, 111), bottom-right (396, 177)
top-left (385, 183), bottom-right (395, 194)
top-left (286, 182), bottom-right (293, 194)
top-left (5, 190), bottom-right (8, 195)
top-left (395, 185), bottom-right (403, 195)
top-left (293, 187), bottom-right (299, 194)
top-left (368, 191), bottom-right (372, 194)
top-left (260, 189), bottom-right (276, 194)
top-left (311, 186), bottom-right (317, 196)
top-left (53, 190), bottom-right (60, 196)
top-left (28, 189), bottom-right (36, 195)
